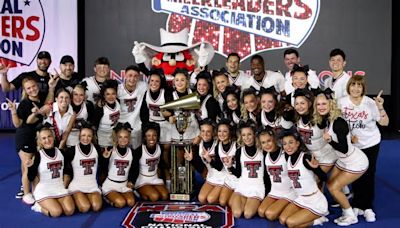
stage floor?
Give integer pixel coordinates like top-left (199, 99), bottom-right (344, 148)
top-left (0, 133), bottom-right (399, 227)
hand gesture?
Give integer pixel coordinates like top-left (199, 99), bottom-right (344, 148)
top-left (194, 42), bottom-right (209, 67)
top-left (306, 154), bottom-right (319, 169)
top-left (132, 41), bottom-right (147, 64)
top-left (48, 69), bottom-right (60, 88)
top-left (6, 98), bottom-right (17, 113)
top-left (323, 131), bottom-right (332, 142)
top-left (202, 149), bottom-right (212, 163)
top-left (225, 156), bottom-right (233, 168)
top-left (25, 156), bottom-right (35, 167)
top-left (103, 147), bottom-right (112, 158)
top-left (31, 102), bottom-right (40, 114)
top-left (0, 58), bottom-right (10, 75)
top-left (373, 90), bottom-right (384, 109)
top-left (184, 147), bottom-right (193, 161)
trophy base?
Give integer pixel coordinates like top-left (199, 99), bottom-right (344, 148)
top-left (170, 193), bottom-right (193, 201)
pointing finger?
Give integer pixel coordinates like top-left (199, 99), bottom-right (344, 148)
top-left (377, 90), bottom-right (383, 98)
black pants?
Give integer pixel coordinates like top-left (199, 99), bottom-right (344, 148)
top-left (351, 143), bottom-right (380, 210)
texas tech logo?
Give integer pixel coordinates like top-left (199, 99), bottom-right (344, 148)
top-left (151, 0), bottom-right (320, 60)
top-left (0, 0), bottom-right (45, 65)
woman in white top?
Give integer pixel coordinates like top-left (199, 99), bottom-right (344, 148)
top-left (338, 75), bottom-right (389, 222)
top-left (44, 88), bottom-right (76, 150)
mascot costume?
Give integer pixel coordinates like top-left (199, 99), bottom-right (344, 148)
top-left (132, 28), bottom-right (214, 85)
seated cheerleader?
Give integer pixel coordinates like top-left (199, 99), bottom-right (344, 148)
top-left (314, 90), bottom-right (369, 226)
top-left (28, 125), bottom-right (75, 217)
top-left (100, 122), bottom-right (135, 208)
top-left (184, 119), bottom-right (224, 204)
top-left (257, 127), bottom-right (297, 221)
top-left (64, 122), bottom-right (102, 213)
top-left (226, 120), bottom-right (268, 219)
top-left (278, 129), bottom-right (329, 227)
top-left (132, 122), bottom-right (169, 202)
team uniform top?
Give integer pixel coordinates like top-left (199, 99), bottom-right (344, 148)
top-left (43, 102), bottom-right (74, 146)
top-left (68, 101), bottom-right (95, 146)
top-left (198, 140), bottom-right (225, 185)
top-left (28, 148), bottom-right (69, 202)
top-left (103, 147), bottom-right (134, 182)
top-left (296, 116), bottom-right (325, 151)
top-left (227, 70), bottom-right (251, 88)
top-left (260, 109), bottom-right (293, 135)
top-left (64, 143), bottom-right (101, 193)
top-left (284, 70), bottom-right (320, 95)
top-left (131, 145), bottom-right (164, 188)
top-left (141, 88), bottom-right (170, 122)
top-left (338, 96), bottom-right (381, 149)
top-left (246, 70), bottom-right (285, 93)
top-left (323, 72), bottom-right (351, 99)
top-left (82, 76), bottom-right (104, 103)
top-left (117, 81), bottom-right (147, 125)
top-left (195, 94), bottom-right (221, 122)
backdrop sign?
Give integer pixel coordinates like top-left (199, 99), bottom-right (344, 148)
top-left (152, 0), bottom-right (320, 60)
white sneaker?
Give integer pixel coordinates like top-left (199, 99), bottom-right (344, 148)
top-left (353, 208), bottom-right (364, 216)
top-left (336, 215), bottom-right (358, 226)
top-left (313, 216), bottom-right (329, 226)
top-left (363, 209), bottom-right (376, 222)
top-left (31, 202), bottom-right (42, 213)
top-left (22, 193), bottom-right (35, 205)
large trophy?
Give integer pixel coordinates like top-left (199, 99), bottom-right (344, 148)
top-left (160, 92), bottom-right (200, 201)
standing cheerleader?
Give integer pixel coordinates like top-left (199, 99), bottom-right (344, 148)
top-left (67, 83), bottom-right (95, 147)
top-left (184, 119), bottom-right (224, 204)
top-left (28, 126), bottom-right (75, 217)
top-left (100, 122), bottom-right (136, 208)
top-left (221, 86), bottom-right (241, 126)
top-left (93, 79), bottom-right (121, 149)
top-left (257, 127), bottom-right (296, 221)
top-left (314, 91), bottom-right (369, 226)
top-left (226, 120), bottom-right (268, 219)
top-left (195, 71), bottom-right (221, 122)
top-left (338, 75), bottom-right (389, 222)
top-left (278, 129), bottom-right (328, 227)
top-left (259, 86), bottom-right (293, 135)
top-left (294, 88), bottom-right (337, 173)
top-left (132, 122), bottom-right (169, 202)
top-left (64, 123), bottom-right (102, 213)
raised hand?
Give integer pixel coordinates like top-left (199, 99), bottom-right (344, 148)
top-left (5, 98), bottom-right (17, 113)
top-left (48, 69), bottom-right (60, 88)
top-left (0, 58), bottom-right (11, 75)
top-left (103, 147), bottom-right (112, 158)
top-left (194, 42), bottom-right (209, 67)
top-left (184, 147), bottom-right (193, 161)
top-left (132, 41), bottom-right (147, 64)
top-left (373, 90), bottom-right (384, 109)
top-left (306, 154), bottom-right (319, 169)
top-left (201, 148), bottom-right (212, 163)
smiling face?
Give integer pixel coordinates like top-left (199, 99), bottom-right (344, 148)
top-left (292, 71), bottom-right (308, 89)
top-left (173, 73), bottom-right (188, 92)
top-left (260, 93), bottom-right (276, 112)
top-left (56, 90), bottom-right (71, 111)
top-left (197, 78), bottom-right (209, 96)
top-left (243, 94), bottom-right (258, 113)
top-left (23, 79), bottom-right (39, 98)
top-left (200, 124), bottom-right (214, 142)
top-left (104, 88), bottom-right (117, 104)
top-left (349, 82), bottom-right (364, 99)
top-left (284, 53), bottom-right (300, 71)
top-left (241, 127), bottom-right (255, 146)
top-left (214, 75), bottom-right (229, 93)
top-left (282, 135), bottom-right (300, 156)
top-left (60, 62), bottom-right (74, 77)
top-left (226, 55), bottom-right (240, 74)
top-left (38, 129), bottom-right (54, 149)
top-left (125, 69), bottom-right (140, 90)
top-left (315, 94), bottom-right (330, 116)
top-left (80, 128), bottom-right (93, 145)
top-left (251, 58), bottom-right (265, 77)
top-left (94, 64), bottom-right (110, 79)
top-left (117, 129), bottom-right (130, 148)
top-left (145, 129), bottom-right (158, 148)
top-left (294, 96), bottom-right (311, 115)
top-left (37, 58), bottom-right (51, 72)
top-left (226, 94), bottom-right (239, 110)
top-left (329, 55), bottom-right (346, 74)
top-left (217, 124), bottom-right (230, 143)
top-left (149, 74), bottom-right (161, 92)
top-left (259, 133), bottom-right (277, 153)
top-left (72, 86), bottom-right (85, 106)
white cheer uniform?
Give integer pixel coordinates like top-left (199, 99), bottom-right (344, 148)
top-left (218, 142), bottom-right (238, 190)
top-left (97, 102), bottom-right (121, 147)
top-left (200, 140), bottom-right (225, 186)
top-left (134, 145), bottom-right (164, 188)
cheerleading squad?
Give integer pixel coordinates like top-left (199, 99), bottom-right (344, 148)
top-left (0, 48), bottom-right (388, 227)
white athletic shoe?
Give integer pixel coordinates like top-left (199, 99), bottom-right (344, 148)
top-left (335, 215), bottom-right (358, 226)
top-left (22, 193), bottom-right (35, 205)
top-left (313, 216), bottom-right (329, 226)
top-left (363, 209), bottom-right (376, 222)
top-left (353, 208), bottom-right (364, 216)
top-left (31, 202), bottom-right (42, 213)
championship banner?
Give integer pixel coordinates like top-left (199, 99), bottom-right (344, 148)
top-left (122, 202), bottom-right (234, 228)
top-left (152, 0), bottom-right (320, 60)
top-left (0, 0), bottom-right (77, 129)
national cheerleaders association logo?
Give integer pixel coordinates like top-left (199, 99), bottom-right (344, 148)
top-left (0, 0), bottom-right (45, 66)
top-left (151, 0), bottom-right (320, 61)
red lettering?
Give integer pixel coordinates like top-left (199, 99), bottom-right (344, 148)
top-left (276, 0), bottom-right (292, 17)
top-left (294, 0), bottom-right (312, 19)
top-left (2, 16), bottom-right (11, 37)
top-left (262, 0), bottom-right (274, 15)
top-left (26, 16), bottom-right (40, 41)
top-left (248, 0), bottom-right (261, 13)
top-left (11, 16), bottom-right (24, 38)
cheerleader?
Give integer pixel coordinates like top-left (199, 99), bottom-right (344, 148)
top-left (257, 127), bottom-right (296, 221)
top-left (212, 70), bottom-right (230, 111)
top-left (294, 88), bottom-right (337, 173)
top-left (28, 126), bottom-right (75, 217)
top-left (259, 86), bottom-right (293, 135)
top-left (314, 90), bottom-right (369, 226)
top-left (184, 119), bottom-right (223, 204)
top-left (169, 69), bottom-right (199, 143)
top-left (118, 65), bottom-right (147, 149)
top-left (82, 57), bottom-right (110, 103)
top-left (64, 123), bottom-right (102, 213)
top-left (221, 85), bottom-right (241, 126)
top-left (93, 79), bottom-right (121, 148)
top-left (338, 75), bottom-right (389, 222)
top-left (67, 83), bottom-right (95, 147)
top-left (43, 88), bottom-right (76, 149)
top-left (278, 129), bottom-right (329, 227)
top-left (15, 77), bottom-right (54, 204)
top-left (132, 122), bottom-right (169, 202)
top-left (284, 64), bottom-right (314, 106)
top-left (226, 120), bottom-right (268, 219)
top-left (100, 122), bottom-right (136, 208)
top-left (195, 71), bottom-right (221, 122)
top-left (241, 88), bottom-right (261, 123)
